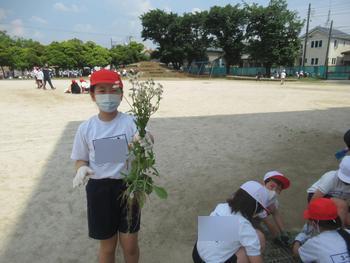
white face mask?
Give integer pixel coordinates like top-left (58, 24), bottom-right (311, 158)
top-left (95, 94), bottom-right (121, 112)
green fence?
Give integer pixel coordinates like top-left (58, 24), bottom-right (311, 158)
top-left (186, 63), bottom-right (350, 80)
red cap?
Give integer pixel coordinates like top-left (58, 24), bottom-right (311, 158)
top-left (263, 171), bottom-right (290, 190)
top-left (304, 198), bottom-right (338, 220)
top-left (90, 69), bottom-right (123, 88)
top-left (79, 78), bottom-right (85, 82)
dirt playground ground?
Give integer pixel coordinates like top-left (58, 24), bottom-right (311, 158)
top-left (0, 78), bottom-right (349, 262)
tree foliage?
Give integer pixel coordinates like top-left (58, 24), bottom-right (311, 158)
top-left (0, 31), bottom-right (146, 72)
top-left (141, 2), bottom-right (303, 74)
top-left (206, 4), bottom-right (247, 74)
top-left (245, 0), bottom-right (304, 75)
top-left (110, 41), bottom-right (147, 66)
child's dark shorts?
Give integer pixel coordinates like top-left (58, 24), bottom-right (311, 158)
top-left (86, 178), bottom-right (141, 240)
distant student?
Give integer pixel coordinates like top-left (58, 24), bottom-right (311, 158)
top-left (65, 80), bottom-right (81, 94)
top-left (280, 70), bottom-right (286, 85)
top-left (80, 78), bottom-right (90, 93)
top-left (307, 156), bottom-right (350, 226)
top-left (42, 64), bottom-right (55, 90)
top-left (259, 171), bottom-right (291, 246)
top-left (193, 181), bottom-right (269, 263)
top-left (36, 68), bottom-right (44, 89)
top-left (292, 198), bottom-right (350, 262)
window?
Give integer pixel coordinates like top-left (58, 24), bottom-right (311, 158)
top-left (334, 40), bottom-right (338, 48)
top-left (332, 58), bottom-right (336, 64)
top-left (315, 58), bottom-right (319, 65)
top-left (311, 58), bottom-right (314, 65)
top-left (315, 41), bottom-right (318, 48)
top-left (311, 41), bottom-right (314, 48)
top-left (319, 40), bottom-right (322, 47)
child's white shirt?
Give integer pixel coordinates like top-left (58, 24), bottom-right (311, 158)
top-left (71, 112), bottom-right (137, 179)
top-left (37, 71), bottom-right (43, 80)
top-left (197, 203), bottom-right (261, 263)
top-left (299, 230), bottom-right (350, 263)
top-left (307, 171), bottom-right (350, 200)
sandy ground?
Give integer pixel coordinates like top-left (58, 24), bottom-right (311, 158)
top-left (0, 78), bottom-right (349, 262)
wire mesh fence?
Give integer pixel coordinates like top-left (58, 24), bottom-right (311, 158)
top-left (185, 62), bottom-right (350, 80)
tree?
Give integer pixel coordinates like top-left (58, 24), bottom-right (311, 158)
top-left (83, 41), bottom-right (111, 68)
top-left (61, 38), bottom-right (86, 68)
top-left (43, 41), bottom-right (72, 69)
top-left (13, 38), bottom-right (45, 69)
top-left (141, 9), bottom-right (185, 69)
top-left (0, 31), bottom-right (14, 76)
top-left (110, 41), bottom-right (147, 66)
top-left (245, 0), bottom-right (304, 76)
top-left (206, 4), bottom-right (247, 74)
top-left (181, 11), bottom-right (211, 66)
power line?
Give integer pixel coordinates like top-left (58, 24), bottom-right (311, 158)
top-left (0, 22), bottom-right (134, 38)
top-left (311, 12), bottom-right (350, 17)
top-left (310, 3), bottom-right (350, 10)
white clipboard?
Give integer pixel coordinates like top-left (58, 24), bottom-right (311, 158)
top-left (93, 135), bottom-right (128, 165)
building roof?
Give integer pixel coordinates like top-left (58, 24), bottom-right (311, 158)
top-left (300, 26), bottom-right (350, 40)
top-left (341, 50), bottom-right (350, 55)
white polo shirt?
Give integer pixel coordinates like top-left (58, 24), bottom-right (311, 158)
top-left (37, 71), bottom-right (43, 80)
top-left (299, 230), bottom-right (350, 263)
top-left (71, 112), bottom-right (137, 179)
top-left (307, 171), bottom-right (350, 200)
top-left (197, 203), bottom-right (261, 263)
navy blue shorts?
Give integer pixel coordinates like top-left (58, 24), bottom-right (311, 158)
top-left (192, 242), bottom-right (237, 263)
top-left (86, 178), bottom-right (141, 240)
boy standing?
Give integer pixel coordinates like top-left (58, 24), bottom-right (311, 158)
top-left (259, 171), bottom-right (291, 246)
top-left (71, 69), bottom-right (145, 263)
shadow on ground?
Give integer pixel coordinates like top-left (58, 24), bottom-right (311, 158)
top-left (1, 106), bottom-right (350, 262)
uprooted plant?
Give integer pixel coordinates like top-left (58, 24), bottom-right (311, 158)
top-left (122, 74), bottom-right (167, 215)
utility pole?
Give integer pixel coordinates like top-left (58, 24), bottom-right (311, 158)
top-left (302, 3), bottom-right (311, 68)
top-left (324, 20), bottom-right (333, 80)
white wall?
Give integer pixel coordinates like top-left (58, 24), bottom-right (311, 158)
top-left (328, 39), bottom-right (350, 65)
top-left (301, 32), bottom-right (329, 66)
top-left (301, 30), bottom-right (350, 66)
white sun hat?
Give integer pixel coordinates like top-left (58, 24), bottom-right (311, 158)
top-left (240, 181), bottom-right (269, 210)
top-left (338, 156), bottom-right (350, 184)
top-left (263, 171), bottom-right (290, 189)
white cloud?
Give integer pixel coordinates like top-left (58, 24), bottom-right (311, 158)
top-left (30, 16), bottom-right (47, 24)
top-left (0, 8), bottom-right (7, 20)
top-left (11, 19), bottom-right (24, 37)
top-left (108, 0), bottom-right (152, 17)
top-left (53, 2), bottom-right (79, 12)
top-left (192, 8), bottom-right (201, 14)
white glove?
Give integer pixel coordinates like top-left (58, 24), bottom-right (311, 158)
top-left (73, 166), bottom-right (94, 188)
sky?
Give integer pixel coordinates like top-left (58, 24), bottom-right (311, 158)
top-left (0, 0), bottom-right (349, 48)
